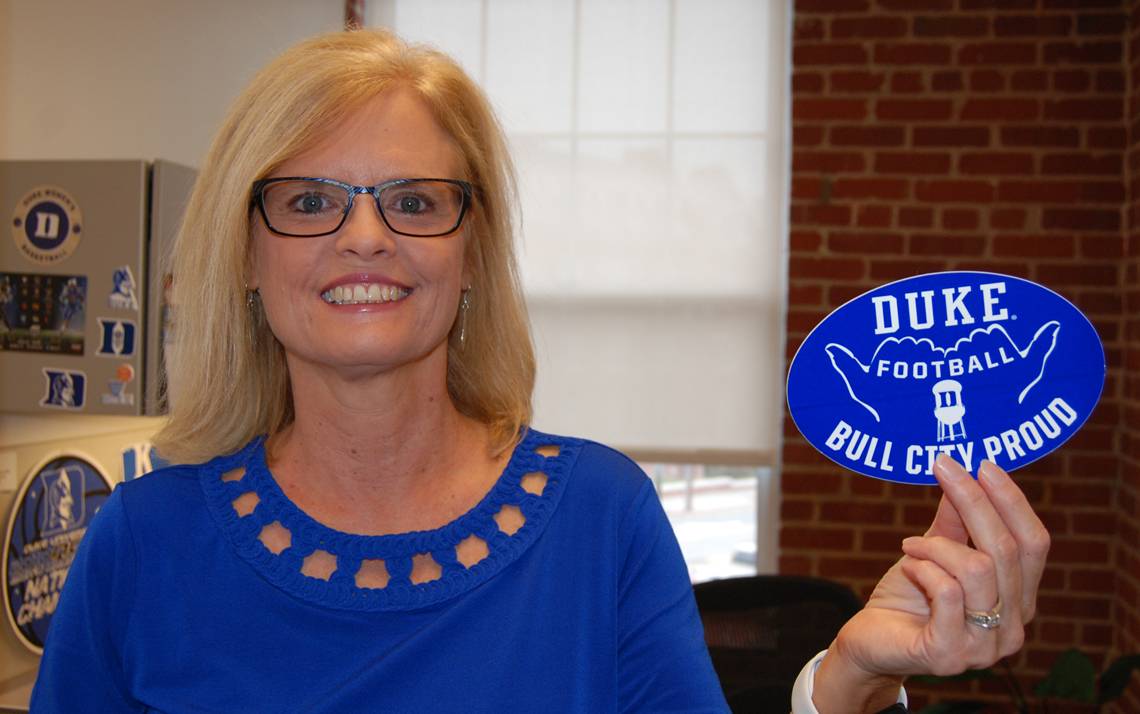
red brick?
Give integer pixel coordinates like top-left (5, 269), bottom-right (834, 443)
top-left (827, 284), bottom-right (868, 305)
top-left (796, 0), bottom-right (870, 11)
top-left (1043, 99), bottom-right (1123, 122)
top-left (794, 151), bottom-right (866, 173)
top-left (1041, 153), bottom-right (1121, 176)
top-left (795, 98), bottom-right (867, 121)
top-left (875, 152), bottom-right (951, 175)
top-left (831, 125), bottom-right (906, 147)
top-left (788, 284), bottom-right (824, 308)
top-left (874, 43), bottom-right (952, 65)
top-left (931, 70), bottom-right (963, 91)
top-left (793, 72), bottom-right (824, 93)
top-left (876, 99), bottom-right (953, 121)
top-left (794, 126), bottom-right (824, 147)
top-left (1077, 13), bottom-right (1126, 36)
top-left (1094, 69), bottom-right (1124, 93)
top-left (787, 308), bottom-right (828, 333)
top-left (989, 208), bottom-right (1026, 230)
top-left (793, 177), bottom-right (823, 200)
top-left (832, 16), bottom-right (907, 38)
top-left (1043, 0), bottom-right (1121, 6)
top-left (1036, 262), bottom-right (1120, 286)
top-left (942, 208), bottom-right (979, 230)
top-left (781, 498), bottom-right (815, 521)
top-left (994, 15), bottom-right (1072, 37)
top-left (960, 98), bottom-right (1039, 121)
top-left (1036, 594), bottom-right (1111, 620)
top-left (1070, 289), bottom-right (1122, 315)
top-left (820, 502), bottom-right (897, 524)
top-left (833, 178), bottom-right (909, 200)
top-left (1043, 41), bottom-right (1123, 65)
top-left (1000, 126), bottom-right (1080, 148)
top-left (1049, 539), bottom-right (1111, 564)
top-left (877, 0), bottom-right (952, 10)
top-left (1088, 127), bottom-right (1126, 149)
top-left (961, 0), bottom-right (1033, 7)
top-left (784, 465), bottom-right (848, 492)
top-left (791, 203), bottom-right (853, 226)
top-left (789, 256), bottom-right (865, 280)
top-left (997, 181), bottom-right (1084, 204)
top-left (1042, 208), bottom-right (1120, 231)
top-left (781, 526), bottom-right (855, 550)
top-left (1053, 69), bottom-right (1091, 93)
top-left (970, 70), bottom-right (1005, 92)
top-left (857, 205), bottom-right (892, 228)
top-left (1071, 512), bottom-right (1119, 537)
top-left (914, 180), bottom-right (994, 203)
top-left (914, 126), bottom-right (990, 147)
top-left (959, 152), bottom-right (1034, 175)
top-left (1079, 235), bottom-right (1125, 259)
top-left (899, 207), bottom-right (934, 228)
top-left (778, 555), bottom-right (813, 576)
top-left (909, 233), bottom-right (986, 256)
top-left (829, 231), bottom-right (905, 254)
top-left (1010, 70), bottom-right (1048, 92)
top-left (993, 235), bottom-right (1075, 259)
top-left (913, 15), bottom-right (989, 37)
top-left (959, 42), bottom-right (1037, 65)
top-left (794, 17), bottom-right (825, 41)
top-left (830, 70), bottom-right (886, 92)
top-left (890, 72), bottom-right (924, 93)
top-left (794, 43), bottom-right (869, 66)
top-left (869, 259), bottom-right (946, 281)
top-left (818, 556), bottom-right (897, 580)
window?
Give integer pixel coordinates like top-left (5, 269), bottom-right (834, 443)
top-left (373, 0), bottom-right (788, 577)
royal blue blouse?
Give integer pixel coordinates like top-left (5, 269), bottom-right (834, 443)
top-left (31, 430), bottom-right (729, 713)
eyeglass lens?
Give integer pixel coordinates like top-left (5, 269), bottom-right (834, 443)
top-left (260, 179), bottom-right (466, 237)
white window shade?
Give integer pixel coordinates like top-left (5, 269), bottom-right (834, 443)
top-left (379, 0), bottom-right (787, 453)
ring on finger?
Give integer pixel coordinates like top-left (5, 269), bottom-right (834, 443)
top-left (965, 598), bottom-right (1002, 630)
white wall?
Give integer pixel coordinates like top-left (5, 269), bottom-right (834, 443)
top-left (2, 0), bottom-right (343, 166)
top-left (0, 0), bottom-right (342, 445)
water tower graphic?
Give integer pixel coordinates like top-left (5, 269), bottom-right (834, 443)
top-left (933, 379), bottom-right (966, 442)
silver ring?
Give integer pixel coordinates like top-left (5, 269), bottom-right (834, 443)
top-left (965, 598), bottom-right (1002, 630)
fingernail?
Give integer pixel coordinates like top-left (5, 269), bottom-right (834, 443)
top-left (978, 460), bottom-right (1002, 485)
top-left (901, 536), bottom-right (920, 549)
top-left (933, 454), bottom-right (967, 481)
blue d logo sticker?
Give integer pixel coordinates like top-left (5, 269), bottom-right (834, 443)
top-left (786, 272), bottom-right (1105, 485)
top-left (96, 318), bottom-right (136, 357)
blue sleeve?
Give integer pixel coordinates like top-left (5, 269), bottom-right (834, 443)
top-left (616, 479), bottom-right (730, 713)
top-left (30, 485), bottom-right (143, 713)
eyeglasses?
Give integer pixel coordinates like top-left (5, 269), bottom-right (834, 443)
top-left (251, 177), bottom-right (474, 238)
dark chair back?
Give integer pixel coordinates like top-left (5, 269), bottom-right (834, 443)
top-left (693, 575), bottom-right (863, 714)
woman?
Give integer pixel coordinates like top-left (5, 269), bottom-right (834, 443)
top-left (32, 29), bottom-right (1048, 713)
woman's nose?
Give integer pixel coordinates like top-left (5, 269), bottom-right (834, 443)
top-left (334, 193), bottom-right (398, 256)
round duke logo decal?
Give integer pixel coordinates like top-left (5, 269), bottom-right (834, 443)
top-left (3, 455), bottom-right (112, 653)
top-left (11, 186), bottom-right (84, 264)
top-left (787, 272), bottom-right (1105, 485)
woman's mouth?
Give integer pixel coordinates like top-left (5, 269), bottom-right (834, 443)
top-left (321, 283), bottom-right (411, 305)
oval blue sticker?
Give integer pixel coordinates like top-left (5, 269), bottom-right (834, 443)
top-left (786, 272), bottom-right (1105, 485)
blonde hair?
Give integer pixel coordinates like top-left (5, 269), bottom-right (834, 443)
top-left (153, 29), bottom-right (534, 464)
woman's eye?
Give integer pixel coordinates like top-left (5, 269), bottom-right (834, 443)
top-left (399, 196), bottom-right (424, 213)
top-left (292, 192), bottom-right (334, 214)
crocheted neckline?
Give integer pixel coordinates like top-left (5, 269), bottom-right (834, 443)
top-left (201, 428), bottom-right (576, 611)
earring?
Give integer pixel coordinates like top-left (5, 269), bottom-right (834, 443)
top-left (458, 288), bottom-right (471, 347)
top-left (246, 288), bottom-right (259, 311)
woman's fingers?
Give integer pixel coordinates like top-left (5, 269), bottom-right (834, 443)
top-left (902, 535), bottom-right (1025, 659)
top-left (977, 460), bottom-right (1050, 622)
top-left (898, 557), bottom-right (993, 675)
top-left (932, 456), bottom-right (1022, 612)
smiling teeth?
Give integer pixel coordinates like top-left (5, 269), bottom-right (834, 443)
top-left (321, 283), bottom-right (410, 305)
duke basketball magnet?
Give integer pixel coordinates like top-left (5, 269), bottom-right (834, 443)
top-left (11, 186), bottom-right (83, 265)
top-left (786, 272), bottom-right (1105, 485)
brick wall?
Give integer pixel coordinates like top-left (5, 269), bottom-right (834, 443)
top-left (1120, 2), bottom-right (1140, 712)
top-left (784, 0), bottom-right (1137, 709)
